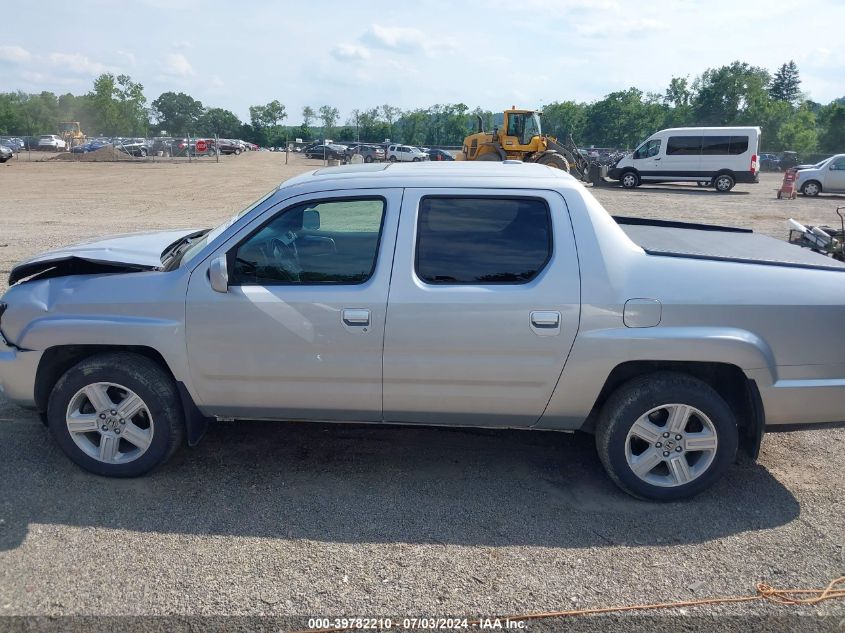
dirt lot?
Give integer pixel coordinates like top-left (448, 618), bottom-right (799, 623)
top-left (0, 153), bottom-right (843, 629)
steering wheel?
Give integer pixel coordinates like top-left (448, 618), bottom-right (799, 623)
top-left (268, 236), bottom-right (302, 282)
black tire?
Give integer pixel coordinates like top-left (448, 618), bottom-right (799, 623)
top-left (713, 173), bottom-right (735, 192)
top-left (696, 181), bottom-right (710, 187)
top-left (139, 148), bottom-right (147, 157)
top-left (235, 148), bottom-right (241, 155)
top-left (595, 372), bottom-right (738, 501)
top-left (801, 180), bottom-right (822, 197)
top-left (620, 170), bottom-right (639, 189)
top-left (364, 155), bottom-right (373, 163)
top-left (389, 156), bottom-right (397, 162)
top-left (47, 352), bottom-right (185, 477)
top-left (537, 152), bottom-right (570, 171)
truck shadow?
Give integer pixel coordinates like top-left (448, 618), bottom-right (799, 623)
top-left (0, 414), bottom-right (799, 551)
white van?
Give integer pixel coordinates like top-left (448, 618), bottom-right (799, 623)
top-left (609, 127), bottom-right (760, 192)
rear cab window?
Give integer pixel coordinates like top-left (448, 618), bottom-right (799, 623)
top-left (415, 197), bottom-right (552, 284)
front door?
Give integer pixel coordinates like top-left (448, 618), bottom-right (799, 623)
top-left (826, 156), bottom-right (845, 192)
top-left (185, 189), bottom-right (402, 421)
top-left (382, 189), bottom-right (581, 427)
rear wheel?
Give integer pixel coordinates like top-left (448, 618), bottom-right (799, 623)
top-left (801, 181), bottom-right (821, 197)
top-left (595, 372), bottom-right (737, 501)
top-left (388, 156), bottom-right (397, 162)
top-left (537, 152), bottom-right (570, 171)
top-left (620, 171), bottom-right (640, 189)
top-left (47, 352), bottom-right (185, 477)
top-left (364, 155), bottom-right (373, 163)
top-left (713, 173), bottom-right (735, 192)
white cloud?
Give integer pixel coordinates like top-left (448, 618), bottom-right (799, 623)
top-left (47, 52), bottom-right (111, 75)
top-left (162, 52), bottom-right (194, 77)
top-left (331, 44), bottom-right (372, 61)
top-left (576, 17), bottom-right (667, 38)
top-left (361, 24), bottom-right (439, 55)
top-left (117, 50), bottom-right (137, 67)
top-left (0, 45), bottom-right (32, 64)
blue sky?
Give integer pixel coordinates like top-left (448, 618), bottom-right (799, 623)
top-left (1, 0), bottom-right (843, 124)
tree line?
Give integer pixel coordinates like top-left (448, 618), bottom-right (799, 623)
top-left (0, 60), bottom-right (842, 154)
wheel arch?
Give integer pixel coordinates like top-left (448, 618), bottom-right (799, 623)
top-left (34, 344), bottom-right (210, 446)
top-left (583, 360), bottom-right (765, 459)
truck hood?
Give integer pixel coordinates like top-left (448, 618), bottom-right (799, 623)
top-left (8, 228), bottom-right (204, 285)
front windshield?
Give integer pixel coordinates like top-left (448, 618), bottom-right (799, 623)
top-left (178, 190), bottom-right (275, 266)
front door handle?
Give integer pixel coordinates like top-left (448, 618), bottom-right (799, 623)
top-left (342, 308), bottom-right (370, 326)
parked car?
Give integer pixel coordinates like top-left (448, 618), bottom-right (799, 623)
top-left (346, 144), bottom-right (385, 163)
top-left (114, 138), bottom-right (152, 157)
top-left (70, 140), bottom-right (108, 154)
top-left (149, 137), bottom-right (175, 156)
top-left (387, 144), bottom-right (428, 162)
top-left (0, 144), bottom-right (12, 163)
top-left (778, 151), bottom-right (800, 171)
top-left (215, 139), bottom-right (243, 155)
top-left (759, 153), bottom-right (780, 172)
top-left (0, 137), bottom-right (24, 152)
top-left (304, 144), bottom-right (345, 160)
top-left (795, 154), bottom-right (845, 197)
top-left (37, 135), bottom-right (67, 151)
top-left (609, 127), bottom-right (760, 192)
top-left (427, 148), bottom-right (455, 161)
top-left (3, 162), bottom-right (845, 500)
top-left (170, 138), bottom-right (213, 157)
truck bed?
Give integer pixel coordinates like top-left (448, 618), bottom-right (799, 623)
top-left (614, 216), bottom-right (845, 272)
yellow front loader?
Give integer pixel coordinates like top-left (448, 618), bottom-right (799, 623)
top-left (460, 108), bottom-right (588, 179)
top-left (59, 121), bottom-right (86, 150)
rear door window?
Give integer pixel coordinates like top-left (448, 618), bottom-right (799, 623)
top-left (728, 136), bottom-right (749, 154)
top-left (415, 197), bottom-right (552, 284)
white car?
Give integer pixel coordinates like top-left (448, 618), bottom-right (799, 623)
top-left (37, 135), bottom-right (67, 151)
top-left (387, 144), bottom-right (428, 162)
top-left (795, 154), bottom-right (845, 196)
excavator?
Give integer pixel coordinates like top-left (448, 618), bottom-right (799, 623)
top-left (459, 107), bottom-right (590, 180)
top-left (59, 121), bottom-right (85, 151)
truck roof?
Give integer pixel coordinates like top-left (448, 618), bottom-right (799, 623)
top-left (279, 161), bottom-right (578, 193)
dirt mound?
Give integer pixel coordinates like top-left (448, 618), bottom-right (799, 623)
top-left (51, 144), bottom-right (134, 162)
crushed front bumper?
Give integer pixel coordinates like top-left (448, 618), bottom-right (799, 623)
top-left (0, 338), bottom-right (42, 407)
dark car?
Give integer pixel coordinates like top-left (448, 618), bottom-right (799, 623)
top-left (346, 143), bottom-right (385, 163)
top-left (70, 140), bottom-right (108, 154)
top-left (778, 151), bottom-right (800, 171)
top-left (215, 139), bottom-right (243, 155)
top-left (0, 144), bottom-right (12, 163)
top-left (169, 138), bottom-right (214, 157)
top-left (0, 137), bottom-right (24, 152)
top-left (304, 144), bottom-right (345, 160)
top-left (149, 137), bottom-right (175, 155)
top-left (115, 138), bottom-right (152, 157)
top-left (427, 148), bottom-right (455, 162)
top-left (759, 153), bottom-right (779, 172)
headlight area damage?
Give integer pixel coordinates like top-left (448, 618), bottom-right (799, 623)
top-left (8, 258), bottom-right (156, 285)
top-left (6, 228), bottom-right (205, 285)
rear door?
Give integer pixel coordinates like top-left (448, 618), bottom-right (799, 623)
top-left (185, 190), bottom-right (401, 421)
top-left (382, 189), bottom-right (581, 427)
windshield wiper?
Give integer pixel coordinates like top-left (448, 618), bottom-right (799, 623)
top-left (160, 230), bottom-right (210, 270)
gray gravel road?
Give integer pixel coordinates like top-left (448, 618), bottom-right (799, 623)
top-left (0, 157), bottom-right (844, 630)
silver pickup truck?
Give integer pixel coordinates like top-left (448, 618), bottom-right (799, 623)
top-left (1, 162), bottom-right (843, 500)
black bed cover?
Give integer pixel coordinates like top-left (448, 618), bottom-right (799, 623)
top-left (614, 216), bottom-right (845, 273)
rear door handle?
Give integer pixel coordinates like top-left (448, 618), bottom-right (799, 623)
top-left (342, 308), bottom-right (370, 326)
top-left (530, 311), bottom-right (560, 327)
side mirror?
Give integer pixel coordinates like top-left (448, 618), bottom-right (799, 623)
top-left (209, 255), bottom-right (229, 293)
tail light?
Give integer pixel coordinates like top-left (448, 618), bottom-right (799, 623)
top-left (751, 154), bottom-right (758, 174)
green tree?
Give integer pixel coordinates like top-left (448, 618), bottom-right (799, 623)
top-left (302, 105), bottom-right (315, 127)
top-left (692, 61), bottom-right (771, 125)
top-left (152, 91), bottom-right (203, 135)
top-left (318, 105), bottom-right (339, 138)
top-left (769, 61), bottom-right (802, 104)
top-left (197, 108), bottom-right (242, 137)
top-left (818, 102), bottom-right (845, 152)
top-left (777, 105), bottom-right (818, 153)
top-left (542, 101), bottom-right (588, 143)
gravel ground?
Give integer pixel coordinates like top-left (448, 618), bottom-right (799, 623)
top-left (0, 154), bottom-right (843, 630)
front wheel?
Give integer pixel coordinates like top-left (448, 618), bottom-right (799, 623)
top-left (364, 155), bottom-right (373, 163)
top-left (389, 156), bottom-right (397, 162)
top-left (47, 352), bottom-right (185, 477)
top-left (801, 181), bottom-right (821, 197)
top-left (595, 372), bottom-right (737, 501)
top-left (713, 173), bottom-right (735, 192)
top-left (620, 171), bottom-right (639, 188)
